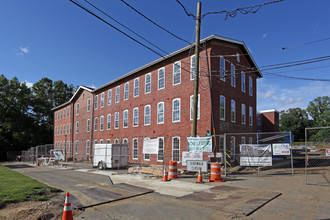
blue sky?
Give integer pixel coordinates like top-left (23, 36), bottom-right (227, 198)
top-left (1, 0), bottom-right (330, 111)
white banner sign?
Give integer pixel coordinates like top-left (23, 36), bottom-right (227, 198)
top-left (143, 138), bottom-right (159, 154)
top-left (272, 143), bottom-right (291, 156)
top-left (326, 149), bottom-right (330, 156)
top-left (186, 160), bottom-right (208, 172)
top-left (182, 151), bottom-right (203, 166)
top-left (187, 137), bottom-right (212, 152)
top-left (240, 144), bottom-right (272, 166)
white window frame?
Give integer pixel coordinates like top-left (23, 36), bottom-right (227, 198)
top-left (100, 139), bottom-right (104, 144)
top-left (231, 64), bottom-right (236, 87)
top-left (172, 98), bottom-right (181, 123)
top-left (145, 73), bottom-right (151, 94)
top-left (86, 140), bottom-right (90, 155)
top-left (76, 103), bottom-right (79, 115)
top-left (231, 100), bottom-right (236, 123)
top-left (220, 95), bottom-right (225, 121)
top-left (157, 102), bottom-right (164, 124)
top-left (158, 68), bottom-right (165, 90)
top-left (107, 89), bottom-right (112, 105)
top-left (115, 86), bottom-right (120, 103)
top-left (133, 107), bottom-right (139, 127)
top-left (87, 119), bottom-right (90, 132)
top-left (144, 138), bottom-right (150, 161)
top-left (133, 138), bottom-right (138, 160)
top-left (100, 115), bottom-right (104, 131)
top-left (172, 137), bottom-right (180, 162)
top-left (94, 95), bottom-right (98, 109)
top-left (249, 137), bottom-right (253, 144)
top-left (241, 103), bottom-right (246, 125)
top-left (230, 136), bottom-right (236, 162)
top-left (107, 139), bottom-right (111, 144)
top-left (249, 106), bottom-right (253, 126)
top-left (249, 76), bottom-right (253, 96)
top-left (157, 137), bottom-right (164, 162)
top-left (123, 110), bottom-right (128, 128)
top-left (114, 139), bottom-right (119, 144)
top-left (87, 98), bottom-right (91, 112)
top-left (100, 92), bottom-right (104, 108)
top-left (241, 136), bottom-right (246, 145)
top-left (124, 82), bottom-right (129, 100)
top-left (190, 94), bottom-right (200, 120)
top-left (134, 78), bottom-right (139, 97)
top-left (67, 107), bottom-right (69, 117)
top-left (94, 117), bottom-right (98, 131)
top-left (236, 52), bottom-right (240, 62)
top-left (144, 105), bottom-right (151, 126)
top-left (123, 138), bottom-right (128, 144)
top-left (190, 55), bottom-right (195, 80)
top-left (115, 112), bottom-right (119, 129)
top-left (75, 141), bottom-right (78, 154)
top-left (241, 71), bottom-right (245, 93)
top-left (173, 61), bottom-right (181, 85)
top-left (76, 121), bottom-right (79, 134)
top-left (64, 109), bottom-right (66, 118)
top-left (107, 114), bottom-right (111, 130)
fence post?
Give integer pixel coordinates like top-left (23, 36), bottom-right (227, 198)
top-left (224, 133), bottom-right (227, 177)
top-left (305, 128), bottom-right (308, 184)
top-left (289, 131), bottom-right (294, 175)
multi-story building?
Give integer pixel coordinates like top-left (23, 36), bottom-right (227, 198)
top-left (53, 34), bottom-right (262, 166)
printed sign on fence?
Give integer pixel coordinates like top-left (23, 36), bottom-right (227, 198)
top-left (186, 160), bottom-right (208, 172)
top-left (240, 144), bottom-right (272, 166)
top-left (326, 149), bottom-right (330, 156)
top-left (187, 137), bottom-right (212, 152)
top-left (143, 138), bottom-right (159, 154)
top-left (182, 151), bottom-right (203, 166)
top-left (272, 143), bottom-right (291, 156)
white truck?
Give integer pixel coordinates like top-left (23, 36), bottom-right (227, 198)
top-left (93, 144), bottom-right (129, 170)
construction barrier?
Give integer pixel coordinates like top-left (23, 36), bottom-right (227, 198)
top-left (162, 168), bottom-right (169, 182)
top-left (62, 192), bottom-right (73, 220)
top-left (196, 168), bottom-right (204, 183)
top-left (209, 163), bottom-right (224, 182)
top-left (168, 161), bottom-right (178, 179)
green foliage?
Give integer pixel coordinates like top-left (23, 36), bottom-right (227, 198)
top-left (0, 165), bottom-right (58, 206)
top-left (306, 96), bottom-right (330, 127)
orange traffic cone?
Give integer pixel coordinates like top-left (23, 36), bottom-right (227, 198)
top-left (196, 168), bottom-right (204, 183)
top-left (162, 168), bottom-right (169, 182)
top-left (62, 192), bottom-right (73, 220)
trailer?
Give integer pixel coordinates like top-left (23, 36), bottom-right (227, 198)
top-left (93, 144), bottom-right (129, 170)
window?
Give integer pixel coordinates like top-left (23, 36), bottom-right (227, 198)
top-left (230, 136), bottom-right (236, 162)
top-left (94, 95), bottom-right (98, 109)
top-left (86, 140), bottom-right (90, 154)
top-left (190, 94), bottom-right (200, 120)
top-left (241, 72), bottom-right (245, 92)
top-left (158, 68), bottom-right (165, 90)
top-left (220, 56), bottom-right (225, 81)
top-left (94, 117), bottom-right (98, 131)
top-left (70, 124), bottom-right (72, 134)
top-left (144, 139), bottom-right (150, 160)
top-left (115, 86), bottom-right (120, 103)
top-left (100, 115), bottom-right (104, 131)
top-left (76, 121), bottom-right (79, 133)
top-left (76, 103), bottom-right (79, 115)
top-left (64, 109), bottom-right (66, 118)
top-left (123, 110), bottom-right (128, 128)
top-left (69, 142), bottom-right (72, 153)
top-left (173, 61), bottom-right (181, 85)
top-left (231, 64), bottom-right (235, 87)
top-left (241, 104), bottom-right (246, 124)
top-left (70, 106), bottom-right (72, 116)
top-left (172, 98), bottom-right (180, 122)
top-left (63, 125), bottom-right (66, 134)
top-left (172, 137), bottom-right (180, 162)
top-left (133, 107), bottom-right (139, 127)
top-left (94, 139), bottom-right (97, 146)
top-left (107, 114), bottom-right (111, 130)
top-left (123, 138), bottom-right (128, 144)
top-left (249, 76), bottom-right (253, 96)
top-left (157, 102), bottom-right (164, 124)
top-left (101, 92), bottom-right (104, 108)
top-left (114, 139), bottom-right (119, 144)
top-left (249, 137), bottom-right (253, 144)
top-left (107, 89), bottom-right (112, 105)
top-left (61, 110), bottom-right (63, 119)
top-left (67, 107), bottom-right (69, 117)
top-left (190, 55), bottom-right (195, 80)
top-left (219, 135), bottom-right (224, 152)
top-left (57, 126), bottom-right (59, 135)
top-left (60, 126), bottom-right (62, 135)
top-left (124, 82), bottom-right (129, 100)
top-left (67, 124), bottom-right (69, 134)
top-left (145, 73), bottom-right (151, 94)
top-left (236, 52), bottom-right (240, 62)
top-left (75, 141), bottom-right (78, 154)
top-left (220, 95), bottom-right (225, 121)
top-left (87, 98), bottom-right (91, 112)
top-left (241, 137), bottom-right (246, 144)
top-left (100, 139), bottom-right (104, 144)
top-left (133, 138), bottom-right (138, 159)
top-left (55, 112), bottom-right (57, 121)
top-left (107, 139), bottom-right (111, 144)
top-left (231, 100), bottom-right (236, 123)
top-left (144, 105), bottom-right (151, 126)
top-left (157, 137), bottom-right (164, 161)
top-left (115, 112), bottom-right (119, 129)
top-left (134, 78), bottom-right (139, 97)
top-left (87, 119), bottom-right (90, 132)
top-left (249, 106), bottom-right (253, 126)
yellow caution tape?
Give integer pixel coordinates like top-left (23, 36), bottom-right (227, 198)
top-left (226, 152), bottom-right (230, 158)
top-left (226, 160), bottom-right (231, 167)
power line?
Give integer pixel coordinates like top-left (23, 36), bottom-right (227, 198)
top-left (175, 0), bottom-right (196, 19)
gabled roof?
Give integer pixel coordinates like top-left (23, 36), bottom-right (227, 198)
top-left (52, 86), bottom-right (94, 111)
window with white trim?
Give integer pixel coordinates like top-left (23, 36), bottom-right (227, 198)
top-left (157, 102), bottom-right (164, 124)
top-left (241, 136), bottom-right (246, 144)
top-left (220, 57), bottom-right (226, 79)
top-left (134, 78), bottom-right (139, 97)
top-left (241, 71), bottom-right (245, 92)
top-left (107, 139), bottom-right (111, 144)
top-left (123, 110), bottom-right (128, 128)
top-left (231, 100), bottom-right (236, 123)
top-left (190, 55), bottom-right (195, 80)
top-left (107, 89), bottom-right (112, 105)
top-left (190, 94), bottom-right (200, 120)
top-left (114, 139), bottom-right (119, 144)
top-left (63, 125), bottom-right (66, 134)
top-left (145, 73), bottom-right (151, 94)
top-left (94, 117), bottom-right (98, 131)
top-left (144, 138), bottom-right (150, 160)
top-left (76, 103), bottom-right (79, 115)
top-left (94, 139), bottom-right (97, 146)
top-left (172, 137), bottom-right (180, 162)
top-left (87, 119), bottom-right (90, 132)
top-left (115, 86), bottom-right (120, 103)
top-left (249, 76), bottom-right (253, 96)
top-left (157, 137), bottom-right (164, 161)
top-left (101, 92), bottom-right (104, 108)
top-left (144, 105), bottom-right (151, 126)
top-left (76, 121), bottom-right (79, 133)
top-left (249, 137), bottom-right (253, 144)
top-left (100, 139), bottom-right (104, 144)
top-left (172, 98), bottom-right (180, 122)
top-left (75, 141), bottom-right (78, 154)
top-left (220, 95), bottom-right (225, 121)
top-left (86, 140), bottom-right (90, 154)
top-left (70, 124), bottom-right (72, 134)
top-left (133, 138), bottom-right (138, 159)
top-left (241, 104), bottom-right (246, 125)
top-left (249, 106), bottom-right (253, 126)
top-left (107, 114), bottom-right (111, 130)
top-left (231, 64), bottom-right (236, 87)
top-left (87, 98), bottom-right (91, 112)
top-left (123, 138), bottom-right (128, 144)
top-left (158, 68), bottom-right (165, 90)
top-left (236, 52), bottom-right (240, 62)
top-left (64, 109), bottom-right (66, 118)
top-left (124, 82), bottom-right (129, 100)
top-left (100, 115), bottom-right (104, 131)
top-left (94, 95), bottom-right (98, 109)
top-left (173, 61), bottom-right (181, 85)
top-left (133, 107), bottom-right (138, 127)
top-left (115, 112), bottom-right (119, 129)
top-left (230, 136), bottom-right (236, 162)
top-left (67, 107), bottom-right (69, 117)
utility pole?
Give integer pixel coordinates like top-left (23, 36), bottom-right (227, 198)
top-left (191, 2), bottom-right (201, 137)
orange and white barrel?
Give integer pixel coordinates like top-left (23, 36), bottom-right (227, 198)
top-left (168, 161), bottom-right (178, 179)
top-left (209, 163), bottom-right (224, 182)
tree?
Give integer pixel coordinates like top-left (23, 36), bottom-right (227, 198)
top-left (306, 96), bottom-right (330, 127)
top-left (280, 108), bottom-right (312, 142)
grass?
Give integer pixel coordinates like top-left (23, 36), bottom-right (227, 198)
top-left (0, 165), bottom-right (60, 207)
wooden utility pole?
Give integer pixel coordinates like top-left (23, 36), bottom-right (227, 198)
top-left (191, 2), bottom-right (201, 137)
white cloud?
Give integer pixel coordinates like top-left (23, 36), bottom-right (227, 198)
top-left (262, 33), bottom-right (268, 38)
top-left (87, 84), bottom-right (96, 89)
top-left (14, 46), bottom-right (30, 55)
top-left (23, 80), bottom-right (33, 88)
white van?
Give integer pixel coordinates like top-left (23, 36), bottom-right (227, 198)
top-left (93, 144), bottom-right (129, 169)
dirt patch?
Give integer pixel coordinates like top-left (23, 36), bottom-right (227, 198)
top-left (0, 193), bottom-right (81, 220)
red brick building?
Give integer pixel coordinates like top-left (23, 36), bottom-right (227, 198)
top-left (53, 35), bottom-right (262, 165)
top-left (257, 110), bottom-right (280, 132)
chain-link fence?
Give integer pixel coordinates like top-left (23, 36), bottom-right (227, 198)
top-left (305, 127), bottom-right (330, 186)
top-left (6, 151), bottom-right (22, 161)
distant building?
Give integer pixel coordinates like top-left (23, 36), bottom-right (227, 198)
top-left (52, 34), bottom-right (262, 166)
top-left (257, 109), bottom-right (279, 132)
